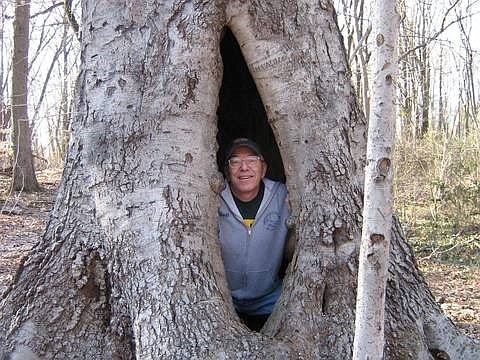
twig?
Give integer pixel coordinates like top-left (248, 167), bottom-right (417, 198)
top-left (419, 237), bottom-right (478, 261)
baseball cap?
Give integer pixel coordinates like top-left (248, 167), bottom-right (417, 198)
top-left (224, 138), bottom-right (263, 166)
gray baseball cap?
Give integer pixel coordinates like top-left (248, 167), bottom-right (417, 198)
top-left (224, 138), bottom-right (263, 166)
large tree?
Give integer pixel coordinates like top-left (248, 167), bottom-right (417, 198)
top-left (0, 1), bottom-right (478, 359)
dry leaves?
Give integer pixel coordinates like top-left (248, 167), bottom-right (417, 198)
top-left (419, 260), bottom-right (480, 340)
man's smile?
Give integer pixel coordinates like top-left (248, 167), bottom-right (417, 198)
top-left (238, 175), bottom-right (253, 180)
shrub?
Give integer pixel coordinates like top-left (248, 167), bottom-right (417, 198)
top-left (394, 131), bottom-right (480, 265)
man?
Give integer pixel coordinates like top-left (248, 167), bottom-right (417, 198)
top-left (218, 138), bottom-right (293, 331)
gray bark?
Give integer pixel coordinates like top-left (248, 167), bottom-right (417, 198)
top-left (10, 0), bottom-right (39, 191)
top-left (0, 0), bottom-right (4, 142)
top-left (353, 0), bottom-right (398, 357)
top-left (0, 1), bottom-right (478, 359)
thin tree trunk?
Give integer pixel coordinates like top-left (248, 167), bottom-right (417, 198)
top-left (353, 0), bottom-right (398, 358)
top-left (353, 0), bottom-right (371, 120)
top-left (0, 0), bottom-right (6, 143)
top-left (10, 0), bottom-right (39, 191)
top-left (59, 22), bottom-right (73, 161)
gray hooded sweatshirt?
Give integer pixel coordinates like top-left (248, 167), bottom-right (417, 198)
top-left (219, 178), bottom-right (290, 315)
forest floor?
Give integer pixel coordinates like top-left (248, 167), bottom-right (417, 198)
top-left (0, 169), bottom-right (479, 341)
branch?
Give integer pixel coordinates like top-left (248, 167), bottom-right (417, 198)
top-left (419, 236), bottom-right (478, 261)
top-left (398, 0), bottom-right (475, 61)
top-left (31, 2), bottom-right (63, 18)
top-left (64, 0), bottom-right (80, 40)
top-left (32, 41), bottom-right (64, 126)
top-left (348, 22), bottom-right (372, 65)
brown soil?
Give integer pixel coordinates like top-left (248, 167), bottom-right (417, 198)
top-left (1, 170), bottom-right (479, 341)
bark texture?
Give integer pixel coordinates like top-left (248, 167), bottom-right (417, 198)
top-left (0, 1), bottom-right (478, 359)
top-left (10, 0), bottom-right (39, 191)
top-left (353, 0), bottom-right (398, 358)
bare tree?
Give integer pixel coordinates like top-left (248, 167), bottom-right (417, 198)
top-left (29, 0), bottom-right (79, 163)
top-left (64, 0), bottom-right (79, 38)
top-left (0, 1), bottom-right (478, 359)
top-left (50, 18), bottom-right (75, 163)
top-left (437, 47), bottom-right (446, 132)
top-left (0, 0), bottom-right (6, 143)
top-left (416, 0), bottom-right (432, 136)
top-left (10, 0), bottom-right (39, 191)
top-left (456, 1), bottom-right (477, 135)
top-left (353, 0), bottom-right (398, 358)
top-left (335, 0), bottom-right (372, 119)
top-left (396, 0), bottom-right (433, 139)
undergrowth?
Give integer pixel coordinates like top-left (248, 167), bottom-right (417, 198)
top-left (394, 131), bottom-right (480, 266)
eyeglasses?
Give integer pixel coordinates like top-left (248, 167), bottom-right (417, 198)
top-left (228, 155), bottom-right (262, 168)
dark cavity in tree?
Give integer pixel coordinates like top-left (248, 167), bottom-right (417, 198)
top-left (216, 28), bottom-right (285, 182)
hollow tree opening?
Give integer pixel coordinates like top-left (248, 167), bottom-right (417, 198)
top-left (216, 28), bottom-right (285, 183)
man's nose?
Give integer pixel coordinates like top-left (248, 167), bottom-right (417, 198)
top-left (239, 160), bottom-right (249, 170)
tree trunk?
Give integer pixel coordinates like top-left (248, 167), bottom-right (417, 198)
top-left (0, 1), bottom-right (478, 359)
top-left (50, 20), bottom-right (73, 164)
top-left (1, 0), bottom-right (9, 170)
top-left (10, 0), bottom-right (39, 191)
top-left (353, 0), bottom-right (398, 358)
top-left (437, 47), bottom-right (445, 132)
top-left (0, 0), bottom-right (4, 142)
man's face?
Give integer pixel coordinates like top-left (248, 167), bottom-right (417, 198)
top-left (227, 146), bottom-right (267, 201)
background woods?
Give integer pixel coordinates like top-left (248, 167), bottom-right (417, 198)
top-left (0, 0), bottom-right (478, 358)
top-left (0, 0), bottom-right (477, 178)
top-left (0, 0), bottom-right (79, 174)
top-left (0, 1), bottom-right (477, 199)
top-left (336, 0), bottom-right (479, 263)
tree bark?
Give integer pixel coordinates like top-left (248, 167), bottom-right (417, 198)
top-left (0, 0), bottom-right (4, 142)
top-left (353, 0), bottom-right (398, 358)
top-left (58, 20), bottom-right (72, 161)
top-left (0, 1), bottom-right (478, 359)
top-left (10, 0), bottom-right (39, 192)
